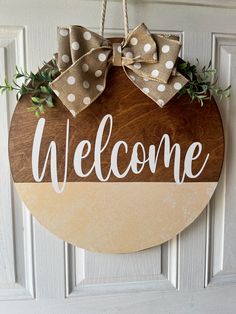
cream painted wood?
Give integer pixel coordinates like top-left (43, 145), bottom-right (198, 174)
top-left (0, 0), bottom-right (236, 313)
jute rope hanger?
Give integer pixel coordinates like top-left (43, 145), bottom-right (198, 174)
top-left (100, 0), bottom-right (129, 37)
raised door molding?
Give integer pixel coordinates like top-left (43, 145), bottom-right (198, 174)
top-left (0, 27), bottom-right (35, 300)
top-left (90, 0), bottom-right (236, 9)
top-left (205, 33), bottom-right (236, 287)
top-left (143, 0), bottom-right (236, 9)
top-left (65, 238), bottom-right (178, 297)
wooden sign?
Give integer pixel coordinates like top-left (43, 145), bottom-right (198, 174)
top-left (9, 63), bottom-right (224, 253)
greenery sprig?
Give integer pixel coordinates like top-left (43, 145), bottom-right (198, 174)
top-left (0, 59), bottom-right (60, 117)
top-left (177, 59), bottom-right (231, 106)
top-left (0, 58), bottom-right (231, 117)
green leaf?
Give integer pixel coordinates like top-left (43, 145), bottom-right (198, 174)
top-left (20, 84), bottom-right (28, 94)
top-left (15, 73), bottom-right (25, 79)
top-left (29, 72), bottom-right (36, 81)
top-left (39, 104), bottom-right (45, 113)
top-left (27, 105), bottom-right (37, 112)
top-left (178, 62), bottom-right (188, 70)
top-left (32, 96), bottom-right (44, 104)
top-left (35, 110), bottom-right (40, 118)
top-left (40, 86), bottom-right (50, 94)
top-left (224, 85), bottom-right (231, 92)
top-left (46, 96), bottom-right (54, 108)
top-left (177, 58), bottom-right (231, 106)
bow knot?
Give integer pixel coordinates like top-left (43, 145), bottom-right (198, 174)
top-left (112, 43), bottom-right (122, 66)
top-left (51, 23), bottom-right (188, 116)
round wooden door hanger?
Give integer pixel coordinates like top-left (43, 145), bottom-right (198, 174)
top-left (9, 65), bottom-right (224, 253)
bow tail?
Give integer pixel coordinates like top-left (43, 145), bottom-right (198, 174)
top-left (50, 47), bottom-right (112, 116)
top-left (124, 67), bottom-right (188, 108)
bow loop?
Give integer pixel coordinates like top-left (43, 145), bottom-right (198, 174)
top-left (123, 23), bottom-right (158, 63)
top-left (124, 32), bottom-right (183, 84)
top-left (51, 23), bottom-right (188, 117)
top-left (57, 25), bottom-right (105, 72)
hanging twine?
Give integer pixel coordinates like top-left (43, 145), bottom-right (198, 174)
top-left (100, 0), bottom-right (129, 37)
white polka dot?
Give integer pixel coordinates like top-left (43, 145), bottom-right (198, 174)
top-left (143, 87), bottom-right (149, 94)
top-left (82, 63), bottom-right (89, 72)
top-left (83, 31), bottom-right (91, 40)
top-left (54, 90), bottom-right (59, 97)
top-left (95, 70), bottom-right (102, 77)
top-left (67, 94), bottom-right (75, 102)
top-left (162, 45), bottom-right (170, 53)
top-left (98, 53), bottom-right (107, 62)
top-left (71, 41), bottom-right (80, 50)
top-left (96, 84), bottom-right (104, 92)
top-left (83, 81), bottom-right (90, 89)
top-left (165, 60), bottom-right (174, 69)
top-left (153, 52), bottom-right (157, 60)
top-left (83, 97), bottom-right (91, 105)
top-left (151, 69), bottom-right (159, 78)
top-left (157, 99), bottom-right (165, 107)
top-left (67, 76), bottom-right (76, 85)
top-left (143, 77), bottom-right (149, 82)
top-left (70, 110), bottom-right (76, 117)
top-left (144, 43), bottom-right (151, 52)
top-left (157, 84), bottom-right (166, 92)
top-left (62, 54), bottom-right (70, 63)
top-left (117, 46), bottom-right (122, 53)
top-left (130, 75), bottom-right (135, 81)
top-left (174, 82), bottom-right (182, 90)
top-left (131, 37), bottom-right (138, 45)
top-left (134, 62), bottom-right (141, 69)
top-left (125, 51), bottom-right (133, 58)
top-left (59, 29), bottom-right (68, 37)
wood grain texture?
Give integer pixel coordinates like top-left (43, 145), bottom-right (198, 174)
top-left (15, 181), bottom-right (218, 253)
top-left (9, 62), bottom-right (224, 183)
top-left (1, 0), bottom-right (236, 311)
top-left (7, 50), bottom-right (224, 254)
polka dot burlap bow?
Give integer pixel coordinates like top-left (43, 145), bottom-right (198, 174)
top-left (50, 23), bottom-right (188, 117)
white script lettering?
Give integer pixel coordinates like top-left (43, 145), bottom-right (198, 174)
top-left (32, 115), bottom-right (210, 193)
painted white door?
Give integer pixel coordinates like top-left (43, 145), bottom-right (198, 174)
top-left (0, 0), bottom-right (236, 313)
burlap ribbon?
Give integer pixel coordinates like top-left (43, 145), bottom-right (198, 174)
top-left (51, 23), bottom-right (188, 117)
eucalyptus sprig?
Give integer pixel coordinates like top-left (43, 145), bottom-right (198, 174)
top-left (0, 59), bottom-right (60, 117)
top-left (177, 59), bottom-right (231, 106)
top-left (0, 58), bottom-right (231, 118)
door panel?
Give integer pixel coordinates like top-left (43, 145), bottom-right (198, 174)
top-left (0, 1), bottom-right (236, 313)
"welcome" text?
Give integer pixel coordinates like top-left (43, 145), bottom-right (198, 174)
top-left (32, 114), bottom-right (210, 193)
